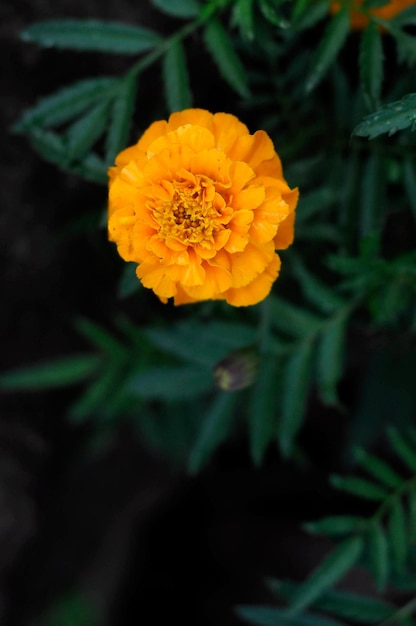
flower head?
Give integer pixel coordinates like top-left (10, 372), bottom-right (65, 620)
top-left (108, 109), bottom-right (298, 306)
top-left (330, 0), bottom-right (415, 29)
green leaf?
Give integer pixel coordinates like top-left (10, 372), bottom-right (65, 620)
top-left (359, 20), bottom-right (383, 110)
top-left (236, 605), bottom-right (345, 626)
top-left (128, 366), bottom-right (213, 400)
top-left (305, 6), bottom-right (350, 93)
top-left (188, 392), bottom-right (236, 473)
top-left (234, 0), bottom-right (255, 41)
top-left (388, 496), bottom-right (407, 572)
top-left (304, 516), bottom-right (364, 536)
top-left (71, 152), bottom-right (108, 184)
top-left (408, 487), bottom-right (416, 542)
top-left (354, 448), bottom-right (403, 489)
top-left (105, 74), bottom-right (137, 163)
top-left (65, 101), bottom-right (110, 162)
top-left (0, 355), bottom-right (101, 391)
top-left (144, 321), bottom-right (257, 368)
top-left (353, 93), bottom-right (416, 139)
top-left (269, 296), bottom-right (322, 339)
top-left (151, 0), bottom-right (201, 18)
top-left (203, 17), bottom-right (250, 98)
top-left (293, 0), bottom-right (329, 30)
top-left (329, 591), bottom-right (397, 624)
top-left (163, 39), bottom-right (192, 113)
top-left (269, 580), bottom-right (396, 624)
top-left (367, 522), bottom-right (389, 590)
top-left (21, 20), bottom-right (162, 54)
top-left (68, 365), bottom-right (122, 422)
top-left (359, 152), bottom-right (386, 237)
top-left (288, 536), bottom-right (364, 616)
top-left (14, 77), bottom-right (116, 131)
top-left (259, 0), bottom-right (288, 28)
top-left (389, 4), bottom-right (416, 27)
top-left (278, 338), bottom-right (315, 457)
top-left (316, 313), bottom-right (347, 406)
top-left (248, 353), bottom-right (280, 466)
top-left (75, 318), bottom-right (127, 359)
top-left (403, 157), bottom-right (416, 225)
top-left (390, 26), bottom-right (416, 65)
top-left (331, 475), bottom-right (388, 500)
top-left (290, 258), bottom-right (344, 315)
top-left (388, 427), bottom-right (416, 473)
top-left (117, 262), bottom-right (141, 298)
top-left (26, 128), bottom-right (67, 165)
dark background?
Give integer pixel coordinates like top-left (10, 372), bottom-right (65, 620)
top-left (0, 1), bottom-right (370, 624)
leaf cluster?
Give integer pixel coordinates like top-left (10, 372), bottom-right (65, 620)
top-left (237, 430), bottom-right (416, 625)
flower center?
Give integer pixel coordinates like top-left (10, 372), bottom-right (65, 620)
top-left (152, 175), bottom-right (227, 245)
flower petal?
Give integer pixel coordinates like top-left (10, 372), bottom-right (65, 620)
top-left (225, 254), bottom-right (281, 306)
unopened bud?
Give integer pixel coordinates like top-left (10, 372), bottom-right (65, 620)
top-left (213, 347), bottom-right (259, 391)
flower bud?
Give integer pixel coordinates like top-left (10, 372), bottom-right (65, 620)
top-left (213, 347), bottom-right (259, 392)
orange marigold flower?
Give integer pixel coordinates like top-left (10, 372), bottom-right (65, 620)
top-left (330, 0), bottom-right (415, 29)
top-left (108, 108), bottom-right (298, 307)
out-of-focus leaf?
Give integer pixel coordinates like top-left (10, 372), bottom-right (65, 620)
top-left (163, 39), bottom-right (192, 113)
top-left (234, 0), bottom-right (255, 40)
top-left (151, 0), bottom-right (201, 18)
top-left (331, 475), bottom-right (388, 500)
top-left (288, 536), bottom-right (364, 615)
top-left (305, 6), bottom-right (350, 93)
top-left (144, 321), bottom-right (257, 368)
top-left (403, 157), bottom-right (416, 225)
top-left (188, 392), bottom-right (236, 473)
top-left (269, 296), bottom-right (322, 339)
top-left (117, 263), bottom-right (141, 298)
top-left (408, 487), bottom-right (416, 542)
top-left (203, 17), bottom-right (250, 98)
top-left (21, 20), bottom-right (162, 54)
top-left (259, 0), bottom-right (289, 28)
top-left (236, 605), bottom-right (344, 626)
top-left (129, 366), bottom-right (213, 400)
top-left (65, 101), bottom-right (110, 161)
top-left (293, 0), bottom-right (329, 30)
top-left (354, 447), bottom-right (403, 489)
top-left (68, 365), bottom-right (122, 422)
top-left (368, 521), bottom-right (389, 591)
top-left (388, 4), bottom-right (416, 27)
top-left (359, 152), bottom-right (385, 237)
top-left (248, 353), bottom-right (280, 466)
top-left (279, 338), bottom-right (315, 457)
top-left (388, 496), bottom-right (407, 572)
top-left (316, 313), bottom-right (347, 406)
top-left (14, 78), bottom-right (116, 130)
top-left (353, 93), bottom-right (416, 139)
top-left (390, 26), bottom-right (416, 65)
top-left (75, 318), bottom-right (127, 359)
top-left (72, 152), bottom-right (108, 184)
top-left (388, 427), bottom-right (416, 473)
top-left (0, 355), bottom-right (101, 391)
top-left (304, 516), bottom-right (363, 536)
top-left (105, 74), bottom-right (137, 162)
top-left (290, 255), bottom-right (344, 315)
top-left (268, 580), bottom-right (397, 624)
top-left (26, 127), bottom-right (67, 165)
top-left (359, 20), bottom-right (383, 110)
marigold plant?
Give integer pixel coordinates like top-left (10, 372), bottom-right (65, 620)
top-left (330, 0), bottom-right (415, 29)
top-left (108, 108), bottom-right (298, 307)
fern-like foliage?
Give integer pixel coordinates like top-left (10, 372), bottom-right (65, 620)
top-left (237, 431), bottom-right (416, 624)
